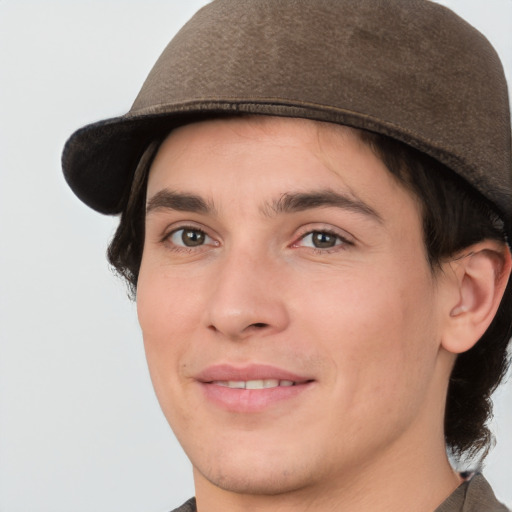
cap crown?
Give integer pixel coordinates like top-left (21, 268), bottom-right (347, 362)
top-left (63, 0), bottom-right (512, 229)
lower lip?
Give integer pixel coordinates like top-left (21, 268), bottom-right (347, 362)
top-left (199, 382), bottom-right (313, 413)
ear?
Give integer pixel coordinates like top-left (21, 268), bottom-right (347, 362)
top-left (441, 240), bottom-right (511, 355)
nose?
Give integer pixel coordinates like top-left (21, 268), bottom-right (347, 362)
top-left (203, 249), bottom-right (289, 341)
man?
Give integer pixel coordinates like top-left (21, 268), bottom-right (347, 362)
top-left (62, 1), bottom-right (512, 511)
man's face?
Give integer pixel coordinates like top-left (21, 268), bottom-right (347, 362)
top-left (137, 117), bottom-right (452, 496)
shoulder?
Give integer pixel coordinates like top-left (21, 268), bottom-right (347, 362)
top-left (169, 497), bottom-right (196, 512)
top-left (435, 474), bottom-right (509, 512)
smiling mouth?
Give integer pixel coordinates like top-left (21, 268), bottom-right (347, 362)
top-left (199, 367), bottom-right (314, 412)
top-left (212, 379), bottom-right (297, 389)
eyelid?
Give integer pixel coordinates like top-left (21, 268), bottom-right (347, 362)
top-left (161, 222), bottom-right (220, 249)
top-left (291, 224), bottom-right (355, 251)
top-left (160, 220), bottom-right (210, 239)
top-left (294, 224), bottom-right (354, 242)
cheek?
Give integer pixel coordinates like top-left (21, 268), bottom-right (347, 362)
top-left (136, 264), bottom-right (201, 409)
top-left (137, 259), bottom-right (205, 341)
top-left (298, 261), bottom-right (439, 402)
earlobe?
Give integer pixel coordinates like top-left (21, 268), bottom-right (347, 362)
top-left (441, 241), bottom-right (511, 355)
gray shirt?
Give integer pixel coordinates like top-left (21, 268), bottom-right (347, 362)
top-left (434, 474), bottom-right (508, 512)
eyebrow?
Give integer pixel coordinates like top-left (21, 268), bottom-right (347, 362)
top-left (265, 190), bottom-right (382, 222)
top-left (146, 188), bottom-right (382, 223)
top-left (146, 190), bottom-right (215, 215)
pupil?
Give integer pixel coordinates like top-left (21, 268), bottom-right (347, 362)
top-left (182, 229), bottom-right (205, 247)
top-left (313, 231), bottom-right (336, 248)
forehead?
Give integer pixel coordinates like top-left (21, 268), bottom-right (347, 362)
top-left (148, 116), bottom-right (388, 187)
top-left (152, 116), bottom-right (364, 165)
top-left (145, 116), bottom-right (419, 225)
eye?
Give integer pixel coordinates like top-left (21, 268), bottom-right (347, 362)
top-left (169, 227), bottom-right (212, 247)
top-left (297, 230), bottom-right (349, 250)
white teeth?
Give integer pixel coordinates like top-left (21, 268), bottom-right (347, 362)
top-left (245, 380), bottom-right (264, 390)
top-left (213, 379), bottom-right (296, 389)
top-left (246, 379), bottom-right (279, 389)
top-left (228, 381), bottom-right (246, 389)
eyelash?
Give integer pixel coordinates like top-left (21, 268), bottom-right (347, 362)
top-left (161, 225), bottom-right (353, 255)
top-left (292, 228), bottom-right (353, 253)
top-left (162, 225), bottom-right (217, 253)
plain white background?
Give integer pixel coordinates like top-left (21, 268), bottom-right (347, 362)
top-left (0, 1), bottom-right (511, 511)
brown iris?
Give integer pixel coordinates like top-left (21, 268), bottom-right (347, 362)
top-left (312, 231), bottom-right (338, 248)
top-left (181, 229), bottom-right (205, 247)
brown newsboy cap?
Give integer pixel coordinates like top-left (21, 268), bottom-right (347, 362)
top-left (62, 0), bottom-right (512, 238)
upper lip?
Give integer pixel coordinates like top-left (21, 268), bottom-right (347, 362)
top-left (195, 363), bottom-right (312, 383)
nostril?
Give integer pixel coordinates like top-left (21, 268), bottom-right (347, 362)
top-left (251, 323), bottom-right (268, 329)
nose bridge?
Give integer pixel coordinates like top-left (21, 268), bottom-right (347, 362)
top-left (204, 242), bottom-right (289, 339)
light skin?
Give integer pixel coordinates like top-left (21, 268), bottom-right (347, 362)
top-left (136, 116), bottom-right (510, 512)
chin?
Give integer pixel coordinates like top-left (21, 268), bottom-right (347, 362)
top-left (191, 444), bottom-right (319, 496)
top-left (199, 462), bottom-right (312, 496)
